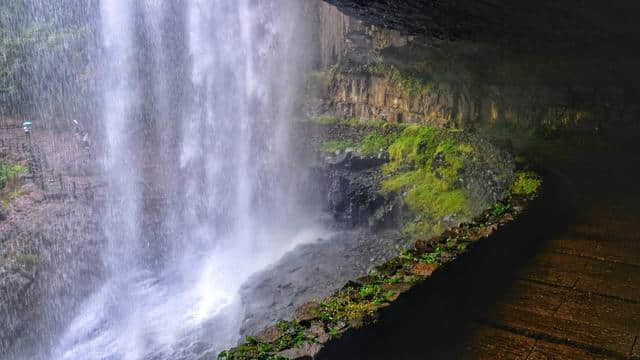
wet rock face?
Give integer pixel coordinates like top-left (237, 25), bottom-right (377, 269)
top-left (325, 152), bottom-right (388, 228)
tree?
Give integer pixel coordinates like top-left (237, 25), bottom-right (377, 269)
top-left (0, 1), bottom-right (92, 117)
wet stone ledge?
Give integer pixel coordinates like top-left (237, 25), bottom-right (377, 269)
top-left (218, 175), bottom-right (542, 360)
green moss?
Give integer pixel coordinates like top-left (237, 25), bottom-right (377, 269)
top-left (384, 125), bottom-right (438, 172)
top-left (367, 63), bottom-right (435, 97)
top-left (511, 171), bottom-right (542, 196)
top-left (217, 321), bottom-right (311, 360)
top-left (359, 130), bottom-right (395, 155)
top-left (318, 123), bottom-right (403, 156)
top-left (405, 180), bottom-right (468, 219)
top-left (380, 125), bottom-right (474, 238)
top-left (316, 286), bottom-right (384, 326)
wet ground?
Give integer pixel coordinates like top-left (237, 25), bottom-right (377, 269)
top-left (239, 227), bottom-right (406, 336)
top-left (452, 136), bottom-right (640, 359)
top-left (316, 133), bottom-right (640, 359)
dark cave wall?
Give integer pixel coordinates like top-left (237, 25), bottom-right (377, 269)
top-left (309, 1), bottom-right (640, 136)
top-left (322, 0), bottom-right (640, 52)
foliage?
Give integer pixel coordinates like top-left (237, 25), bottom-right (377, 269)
top-left (217, 321), bottom-right (310, 360)
top-left (385, 125), bottom-right (438, 171)
top-left (0, 162), bottom-right (26, 208)
top-left (359, 130), bottom-right (395, 156)
top-left (317, 125), bottom-right (399, 155)
top-left (490, 203), bottom-right (511, 217)
top-left (380, 125), bottom-right (474, 237)
top-left (511, 171), bottom-right (542, 197)
top-left (0, 1), bottom-right (90, 112)
top-left (0, 162), bottom-right (26, 188)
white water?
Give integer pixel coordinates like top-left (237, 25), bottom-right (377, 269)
top-left (51, 1), bottom-right (315, 359)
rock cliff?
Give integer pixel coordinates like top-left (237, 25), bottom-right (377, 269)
top-left (309, 1), bottom-right (640, 137)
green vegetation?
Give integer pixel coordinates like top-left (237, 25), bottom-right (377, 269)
top-left (327, 327), bottom-right (341, 338)
top-left (0, 162), bottom-right (26, 208)
top-left (490, 203), bottom-right (511, 217)
top-left (317, 121), bottom-right (483, 237)
top-left (217, 321), bottom-right (310, 360)
top-left (511, 171), bottom-right (542, 197)
top-left (359, 130), bottom-right (395, 155)
top-left (318, 127), bottom-right (398, 155)
top-left (0, 162), bottom-right (26, 188)
top-left (420, 247), bottom-right (443, 264)
top-left (380, 125), bottom-right (474, 237)
top-left (0, 1), bottom-right (90, 111)
top-left (316, 287), bottom-right (381, 325)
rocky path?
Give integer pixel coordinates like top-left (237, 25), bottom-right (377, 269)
top-left (462, 215), bottom-right (640, 359)
top-left (452, 140), bottom-right (640, 359)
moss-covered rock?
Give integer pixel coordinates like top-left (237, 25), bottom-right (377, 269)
top-left (317, 121), bottom-right (514, 238)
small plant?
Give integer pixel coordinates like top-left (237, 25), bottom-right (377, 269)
top-left (511, 171), bottom-right (542, 197)
top-left (445, 237), bottom-right (457, 248)
top-left (490, 203), bottom-right (510, 217)
top-left (328, 327), bottom-right (341, 338)
top-left (383, 274), bottom-right (403, 284)
top-left (421, 245), bottom-right (446, 264)
top-left (0, 161), bottom-right (27, 209)
top-left (383, 290), bottom-right (397, 300)
top-left (358, 284), bottom-right (379, 299)
top-left (404, 275), bottom-right (418, 284)
top-left (0, 162), bottom-right (26, 189)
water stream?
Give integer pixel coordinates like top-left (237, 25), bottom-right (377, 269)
top-left (49, 1), bottom-right (315, 358)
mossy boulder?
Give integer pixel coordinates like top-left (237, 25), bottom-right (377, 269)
top-left (313, 120), bottom-right (515, 238)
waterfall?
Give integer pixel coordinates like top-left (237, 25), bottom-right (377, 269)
top-left (49, 1), bottom-right (315, 359)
